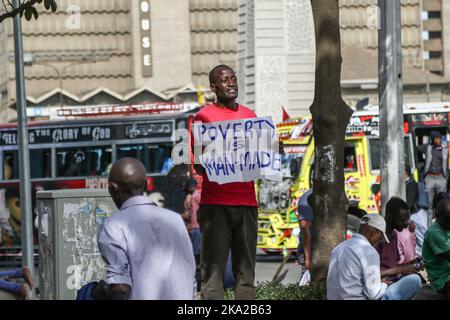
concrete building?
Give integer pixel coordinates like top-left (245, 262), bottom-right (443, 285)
top-left (189, 0), bottom-right (238, 87)
top-left (339, 0), bottom-right (450, 107)
top-left (0, 0), bottom-right (195, 122)
top-left (340, 0), bottom-right (450, 77)
top-left (3, 0), bottom-right (450, 123)
top-left (0, 0), bottom-right (243, 122)
top-left (237, 0), bottom-right (315, 122)
top-left (237, 0), bottom-right (450, 120)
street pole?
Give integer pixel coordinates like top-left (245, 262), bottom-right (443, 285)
top-left (12, 0), bottom-right (35, 297)
top-left (378, 0), bottom-right (405, 216)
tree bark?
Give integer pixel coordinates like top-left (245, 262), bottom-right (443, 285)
top-left (309, 0), bottom-right (353, 286)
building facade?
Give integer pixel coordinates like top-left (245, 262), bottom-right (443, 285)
top-left (237, 0), bottom-right (450, 119)
top-left (2, 0), bottom-right (450, 123)
top-left (237, 0), bottom-right (315, 122)
top-left (340, 0), bottom-right (450, 77)
top-left (189, 0), bottom-right (238, 87)
top-left (0, 0), bottom-right (196, 122)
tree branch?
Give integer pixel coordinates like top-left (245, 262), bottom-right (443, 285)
top-left (2, 1), bottom-right (10, 15)
top-left (0, 0), bottom-right (39, 23)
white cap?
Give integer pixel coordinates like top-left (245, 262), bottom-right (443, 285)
top-left (360, 214), bottom-right (390, 243)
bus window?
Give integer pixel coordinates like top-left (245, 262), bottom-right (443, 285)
top-left (369, 138), bottom-right (414, 172)
top-left (148, 144), bottom-right (173, 174)
top-left (3, 149), bottom-right (51, 179)
top-left (87, 147), bottom-right (112, 176)
top-left (344, 144), bottom-right (357, 172)
top-left (57, 146), bottom-right (112, 177)
top-left (3, 151), bottom-right (18, 180)
top-left (57, 149), bottom-right (86, 177)
top-left (117, 144), bottom-right (148, 168)
top-left (30, 149), bottom-right (51, 178)
top-left (369, 139), bottom-right (381, 171)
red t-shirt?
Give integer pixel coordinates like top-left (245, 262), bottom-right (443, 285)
top-left (192, 103), bottom-right (259, 207)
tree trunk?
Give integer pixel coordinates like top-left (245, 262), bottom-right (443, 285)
top-left (309, 0), bottom-right (353, 286)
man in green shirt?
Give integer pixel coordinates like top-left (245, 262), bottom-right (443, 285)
top-left (422, 197), bottom-right (450, 299)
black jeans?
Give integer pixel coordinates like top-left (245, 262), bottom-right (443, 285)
top-left (198, 205), bottom-right (258, 300)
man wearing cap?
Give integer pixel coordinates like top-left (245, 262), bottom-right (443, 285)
top-left (419, 131), bottom-right (448, 207)
top-left (327, 213), bottom-right (422, 300)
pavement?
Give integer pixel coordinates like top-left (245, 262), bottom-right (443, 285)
top-left (0, 256), bottom-right (446, 300)
top-left (255, 254), bottom-right (300, 284)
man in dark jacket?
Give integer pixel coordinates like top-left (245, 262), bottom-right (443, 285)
top-left (418, 131), bottom-right (448, 209)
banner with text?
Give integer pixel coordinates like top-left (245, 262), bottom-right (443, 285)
top-left (193, 116), bottom-right (281, 184)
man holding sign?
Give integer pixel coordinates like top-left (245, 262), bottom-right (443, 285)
top-left (191, 65), bottom-right (281, 300)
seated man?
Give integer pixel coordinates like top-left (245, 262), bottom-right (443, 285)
top-left (422, 198), bottom-right (450, 299)
top-left (376, 197), bottom-right (423, 281)
top-left (0, 267), bottom-right (33, 300)
top-left (327, 214), bottom-right (422, 300)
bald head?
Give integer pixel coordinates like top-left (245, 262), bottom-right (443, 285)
top-left (108, 158), bottom-right (147, 207)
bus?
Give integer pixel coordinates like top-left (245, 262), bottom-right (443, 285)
top-left (257, 102), bottom-right (450, 254)
top-left (0, 107), bottom-right (196, 266)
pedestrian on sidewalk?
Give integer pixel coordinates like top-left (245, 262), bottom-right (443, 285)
top-left (295, 189), bottom-right (313, 284)
top-left (418, 131), bottom-right (448, 211)
top-left (181, 178), bottom-right (202, 291)
top-left (93, 158), bottom-right (196, 300)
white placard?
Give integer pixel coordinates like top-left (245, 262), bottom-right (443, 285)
top-left (193, 117), bottom-right (282, 184)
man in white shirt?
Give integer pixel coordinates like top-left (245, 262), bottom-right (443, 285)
top-left (327, 214), bottom-right (422, 300)
top-left (93, 158), bottom-right (196, 300)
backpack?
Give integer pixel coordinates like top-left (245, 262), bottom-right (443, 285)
top-left (76, 282), bottom-right (98, 300)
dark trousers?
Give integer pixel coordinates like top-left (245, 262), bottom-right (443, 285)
top-left (198, 205), bottom-right (258, 300)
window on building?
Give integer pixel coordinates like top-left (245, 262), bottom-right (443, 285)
top-left (428, 11), bottom-right (441, 19)
top-left (430, 51), bottom-right (442, 59)
top-left (429, 31), bottom-right (442, 39)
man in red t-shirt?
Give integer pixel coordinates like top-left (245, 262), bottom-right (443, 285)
top-left (191, 65), bottom-right (259, 300)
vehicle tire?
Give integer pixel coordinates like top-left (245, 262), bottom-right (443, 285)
top-left (346, 214), bottom-right (360, 238)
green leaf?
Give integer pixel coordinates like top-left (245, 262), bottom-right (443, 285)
top-left (50, 0), bottom-right (57, 12)
top-left (31, 7), bottom-right (39, 20)
top-left (24, 7), bottom-right (33, 21)
top-left (44, 0), bottom-right (52, 10)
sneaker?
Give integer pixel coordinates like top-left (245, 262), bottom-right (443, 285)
top-left (18, 283), bottom-right (29, 300)
top-left (22, 267), bottom-right (34, 289)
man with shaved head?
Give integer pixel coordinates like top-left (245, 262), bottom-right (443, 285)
top-left (93, 158), bottom-right (196, 300)
top-left (192, 65), bottom-right (267, 300)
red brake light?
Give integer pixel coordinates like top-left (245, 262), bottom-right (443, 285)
top-left (283, 229), bottom-right (292, 238)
